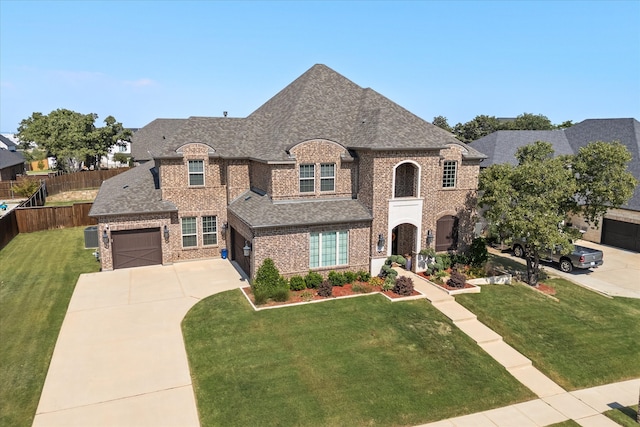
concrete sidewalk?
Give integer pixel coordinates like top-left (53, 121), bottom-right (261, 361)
top-left (407, 270), bottom-right (640, 427)
top-left (33, 259), bottom-right (245, 427)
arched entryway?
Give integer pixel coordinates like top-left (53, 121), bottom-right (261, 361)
top-left (436, 215), bottom-right (459, 252)
top-left (391, 223), bottom-right (417, 268)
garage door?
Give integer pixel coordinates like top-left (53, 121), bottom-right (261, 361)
top-left (231, 227), bottom-right (251, 278)
top-left (602, 219), bottom-right (640, 252)
top-left (111, 228), bottom-right (163, 269)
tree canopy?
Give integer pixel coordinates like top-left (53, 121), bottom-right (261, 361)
top-left (431, 113), bottom-right (573, 143)
top-left (479, 140), bottom-right (637, 286)
top-left (17, 108), bottom-right (131, 171)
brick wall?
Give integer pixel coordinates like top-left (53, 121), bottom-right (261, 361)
top-left (251, 221), bottom-right (371, 279)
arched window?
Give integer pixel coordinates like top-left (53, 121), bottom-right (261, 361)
top-left (393, 162), bottom-right (420, 198)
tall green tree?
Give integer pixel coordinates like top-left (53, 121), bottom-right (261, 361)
top-left (453, 115), bottom-right (503, 143)
top-left (504, 113), bottom-right (554, 130)
top-left (432, 115), bottom-right (453, 132)
top-left (479, 141), bottom-right (636, 286)
top-left (17, 109), bottom-right (131, 171)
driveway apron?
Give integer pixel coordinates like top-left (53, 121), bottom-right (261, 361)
top-left (33, 259), bottom-right (244, 427)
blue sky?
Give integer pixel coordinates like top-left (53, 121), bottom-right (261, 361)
top-left (1, 0), bottom-right (639, 133)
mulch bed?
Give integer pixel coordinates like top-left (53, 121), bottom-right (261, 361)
top-left (242, 282), bottom-right (421, 308)
top-left (535, 283), bottom-right (557, 295)
top-left (417, 272), bottom-right (476, 290)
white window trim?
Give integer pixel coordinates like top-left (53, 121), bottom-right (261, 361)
top-left (320, 163), bottom-right (336, 192)
top-left (188, 160), bottom-right (205, 187)
top-left (202, 216), bottom-right (218, 246)
top-left (181, 217), bottom-right (198, 248)
top-left (310, 230), bottom-right (349, 268)
top-left (299, 164), bottom-right (315, 193)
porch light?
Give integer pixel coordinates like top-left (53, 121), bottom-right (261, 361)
top-left (164, 225), bottom-right (170, 241)
top-left (426, 229), bottom-right (434, 246)
top-left (221, 222), bottom-right (228, 238)
top-left (102, 229), bottom-right (109, 247)
top-left (243, 241), bottom-right (251, 257)
top-left (377, 233), bottom-right (385, 253)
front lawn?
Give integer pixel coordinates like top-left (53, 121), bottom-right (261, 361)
top-left (0, 228), bottom-right (100, 426)
top-left (183, 291), bottom-right (534, 427)
top-left (456, 278), bottom-right (640, 390)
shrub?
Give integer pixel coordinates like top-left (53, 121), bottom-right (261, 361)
top-left (393, 276), bottom-right (414, 296)
top-left (253, 258), bottom-right (280, 294)
top-left (13, 179), bottom-right (40, 197)
top-left (357, 270), bottom-right (371, 282)
top-left (381, 264), bottom-right (398, 279)
top-left (368, 276), bottom-right (384, 287)
top-left (343, 271), bottom-right (357, 284)
top-left (436, 254), bottom-right (452, 270)
top-left (253, 288), bottom-right (269, 305)
top-left (300, 290), bottom-right (314, 301)
top-left (317, 280), bottom-right (333, 297)
top-left (468, 237), bottom-right (489, 268)
top-left (351, 282), bottom-right (373, 293)
top-left (272, 279), bottom-right (290, 302)
top-left (304, 271), bottom-right (323, 289)
top-left (447, 269), bottom-right (467, 289)
top-left (328, 271), bottom-right (346, 287)
top-left (451, 253), bottom-right (470, 266)
top-left (382, 277), bottom-right (395, 291)
top-left (289, 275), bottom-right (306, 291)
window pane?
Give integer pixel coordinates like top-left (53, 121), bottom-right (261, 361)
top-left (320, 163), bottom-right (334, 177)
top-left (300, 164), bottom-right (314, 178)
top-left (188, 160), bottom-right (203, 173)
top-left (189, 160), bottom-right (204, 186)
top-left (183, 235), bottom-right (197, 247)
top-left (309, 233), bottom-right (319, 268)
top-left (321, 232), bottom-right (336, 267)
top-left (320, 178), bottom-right (334, 192)
top-left (182, 217), bottom-right (197, 247)
top-left (190, 174), bottom-right (204, 186)
top-left (203, 216), bottom-right (217, 246)
top-left (442, 161), bottom-right (457, 188)
top-left (338, 231), bottom-right (348, 265)
top-left (300, 179), bottom-right (314, 192)
top-left (299, 164), bottom-right (315, 193)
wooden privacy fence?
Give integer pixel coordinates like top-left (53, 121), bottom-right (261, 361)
top-left (14, 203), bottom-right (97, 233)
top-left (0, 168), bottom-right (127, 199)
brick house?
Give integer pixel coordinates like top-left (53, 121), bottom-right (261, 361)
top-left (90, 64), bottom-right (486, 277)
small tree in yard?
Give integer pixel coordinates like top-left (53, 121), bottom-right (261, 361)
top-left (479, 141), bottom-right (637, 287)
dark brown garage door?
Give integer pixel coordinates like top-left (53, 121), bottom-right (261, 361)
top-left (436, 215), bottom-right (459, 252)
top-left (111, 228), bottom-right (163, 269)
top-left (602, 219), bottom-right (640, 252)
top-left (231, 227), bottom-right (251, 278)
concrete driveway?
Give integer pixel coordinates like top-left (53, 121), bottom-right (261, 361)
top-left (33, 259), bottom-right (245, 427)
top-left (494, 240), bottom-right (640, 299)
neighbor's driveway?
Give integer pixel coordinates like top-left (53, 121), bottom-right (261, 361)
top-left (33, 259), bottom-right (245, 427)
top-left (494, 240), bottom-right (640, 299)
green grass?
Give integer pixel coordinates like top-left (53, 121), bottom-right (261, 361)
top-left (183, 291), bottom-right (535, 427)
top-left (456, 278), bottom-right (640, 390)
top-left (604, 404), bottom-right (638, 427)
top-left (0, 228), bottom-right (100, 427)
top-left (547, 421), bottom-right (581, 427)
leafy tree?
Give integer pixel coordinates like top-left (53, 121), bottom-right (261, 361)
top-left (453, 115), bottom-right (503, 143)
top-left (432, 115), bottom-right (453, 132)
top-left (504, 113), bottom-right (553, 130)
top-left (17, 109), bottom-right (131, 172)
top-left (555, 120), bottom-right (574, 129)
top-left (479, 141), bottom-right (636, 286)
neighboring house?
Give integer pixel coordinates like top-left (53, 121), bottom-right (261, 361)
top-left (0, 149), bottom-right (26, 181)
top-left (90, 64), bottom-right (486, 277)
top-left (100, 128), bottom-right (139, 169)
top-left (472, 118), bottom-right (640, 252)
top-left (0, 134), bottom-right (19, 151)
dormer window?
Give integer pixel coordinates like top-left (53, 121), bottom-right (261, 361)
top-left (299, 164), bottom-right (315, 192)
top-left (442, 161), bottom-right (457, 188)
top-left (188, 160), bottom-right (204, 186)
top-left (320, 163), bottom-right (335, 192)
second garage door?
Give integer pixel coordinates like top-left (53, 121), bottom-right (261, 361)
top-left (602, 219), bottom-right (640, 252)
top-left (112, 228), bottom-right (163, 269)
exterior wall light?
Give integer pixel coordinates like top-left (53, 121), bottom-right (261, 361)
top-left (102, 228), bottom-right (109, 247)
top-left (243, 241), bottom-right (251, 257)
top-left (377, 233), bottom-right (385, 253)
top-left (164, 225), bottom-right (170, 241)
top-left (221, 222), bottom-right (228, 239)
top-left (426, 229), bottom-right (434, 246)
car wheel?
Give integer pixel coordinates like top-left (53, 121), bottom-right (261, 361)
top-left (513, 245), bottom-right (524, 258)
top-left (559, 258), bottom-right (573, 273)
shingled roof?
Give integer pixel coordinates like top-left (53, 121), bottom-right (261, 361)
top-left (472, 118), bottom-right (640, 211)
top-left (157, 64), bottom-right (485, 162)
top-left (130, 118), bottom-right (187, 162)
top-left (89, 162), bottom-right (177, 217)
top-left (0, 149), bottom-right (25, 169)
top-left (228, 190), bottom-right (373, 229)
